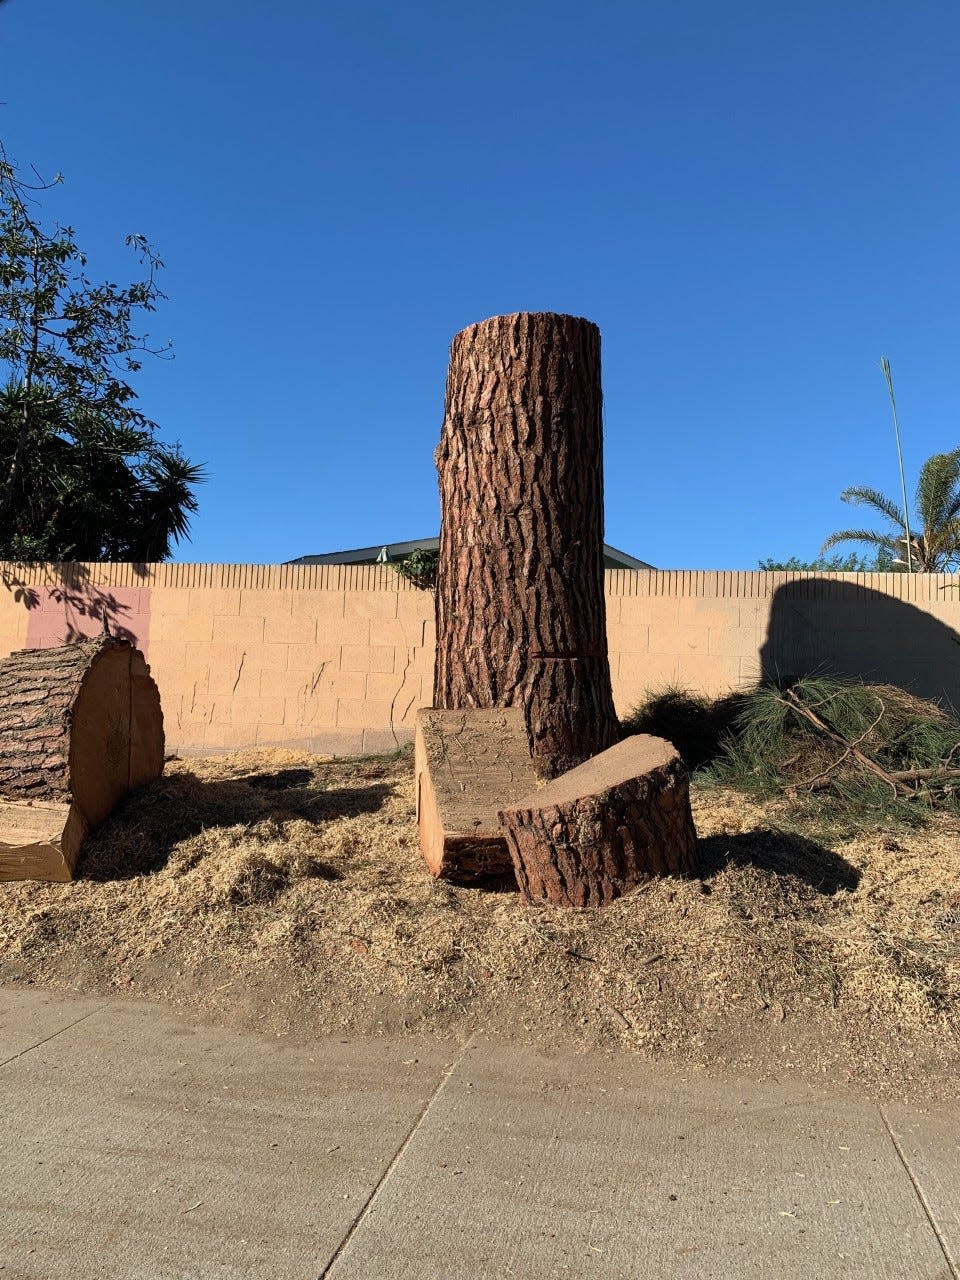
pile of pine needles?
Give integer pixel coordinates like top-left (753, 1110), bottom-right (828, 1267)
top-left (629, 676), bottom-right (960, 830)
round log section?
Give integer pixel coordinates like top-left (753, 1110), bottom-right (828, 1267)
top-left (0, 636), bottom-right (164, 882)
top-left (498, 735), bottom-right (699, 908)
top-left (434, 311), bottom-right (620, 778)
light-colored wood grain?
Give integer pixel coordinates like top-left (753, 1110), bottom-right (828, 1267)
top-left (69, 646), bottom-right (131, 827)
top-left (0, 799), bottom-right (87, 882)
top-left (415, 707), bottom-right (537, 881)
top-left (128, 650), bottom-right (165, 790)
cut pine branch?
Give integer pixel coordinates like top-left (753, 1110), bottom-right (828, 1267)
top-left (780, 689), bottom-right (904, 796)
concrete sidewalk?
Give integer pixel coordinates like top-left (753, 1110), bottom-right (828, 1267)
top-left (1, 987), bottom-right (957, 1279)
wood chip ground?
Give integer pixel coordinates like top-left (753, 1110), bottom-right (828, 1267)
top-left (1, 747), bottom-right (958, 1100)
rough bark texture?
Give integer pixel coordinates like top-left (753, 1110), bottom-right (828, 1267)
top-left (0, 636), bottom-right (165, 881)
top-left (434, 312), bottom-right (619, 778)
top-left (498, 735), bottom-right (699, 908)
top-left (0, 640), bottom-right (95, 800)
top-left (415, 707), bottom-right (539, 882)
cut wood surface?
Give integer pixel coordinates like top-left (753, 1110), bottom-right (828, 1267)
top-left (0, 636), bottom-right (164, 882)
top-left (415, 707), bottom-right (539, 882)
top-left (499, 735), bottom-right (699, 908)
top-left (433, 312), bottom-right (620, 777)
top-left (0, 800), bottom-right (88, 882)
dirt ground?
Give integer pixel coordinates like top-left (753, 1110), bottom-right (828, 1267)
top-left (2, 747), bottom-right (958, 1099)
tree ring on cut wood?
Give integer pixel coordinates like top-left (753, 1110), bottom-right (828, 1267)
top-left (0, 636), bottom-right (164, 882)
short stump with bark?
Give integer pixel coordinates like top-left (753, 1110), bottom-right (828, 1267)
top-left (498, 735), bottom-right (699, 908)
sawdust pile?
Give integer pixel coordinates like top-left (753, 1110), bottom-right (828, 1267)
top-left (1, 748), bottom-right (958, 1098)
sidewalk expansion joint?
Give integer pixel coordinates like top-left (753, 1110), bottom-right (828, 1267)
top-left (0, 1003), bottom-right (110, 1071)
top-left (317, 1032), bottom-right (476, 1279)
top-left (879, 1103), bottom-right (960, 1280)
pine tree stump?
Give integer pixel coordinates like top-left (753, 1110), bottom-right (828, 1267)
top-left (433, 312), bottom-right (620, 778)
top-left (415, 707), bottom-right (538, 881)
top-left (0, 636), bottom-right (164, 882)
top-left (498, 735), bottom-right (699, 908)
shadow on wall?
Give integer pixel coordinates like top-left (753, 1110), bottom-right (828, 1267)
top-left (761, 578), bottom-right (960, 710)
top-left (2, 565), bottom-right (147, 647)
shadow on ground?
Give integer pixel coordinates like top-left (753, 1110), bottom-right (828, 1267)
top-left (697, 829), bottom-right (860, 894)
top-left (76, 752), bottom-right (859, 900)
top-left (77, 764), bottom-right (396, 882)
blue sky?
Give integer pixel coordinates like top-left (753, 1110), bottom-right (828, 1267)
top-left (1, 1), bottom-right (958, 568)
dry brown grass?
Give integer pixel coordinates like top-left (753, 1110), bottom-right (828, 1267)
top-left (1, 747), bottom-right (958, 1098)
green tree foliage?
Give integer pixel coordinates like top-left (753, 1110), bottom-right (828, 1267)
top-left (0, 142), bottom-right (203, 561)
top-left (822, 450), bottom-right (960, 572)
top-left (757, 552), bottom-right (894, 572)
top-left (392, 547), bottom-right (438, 590)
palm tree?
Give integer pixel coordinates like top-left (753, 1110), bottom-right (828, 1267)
top-left (0, 381), bottom-right (204, 561)
top-left (822, 449), bottom-right (960, 571)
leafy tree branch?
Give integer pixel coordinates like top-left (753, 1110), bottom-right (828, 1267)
top-left (0, 140), bottom-right (203, 560)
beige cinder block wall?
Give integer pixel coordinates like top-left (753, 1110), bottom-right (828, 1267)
top-left (1, 564), bottom-right (958, 755)
top-left (0, 563), bottom-right (434, 755)
top-left (607, 568), bottom-right (960, 715)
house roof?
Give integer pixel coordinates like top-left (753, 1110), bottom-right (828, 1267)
top-left (287, 537), bottom-right (654, 571)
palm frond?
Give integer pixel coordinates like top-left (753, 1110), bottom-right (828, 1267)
top-left (839, 486), bottom-right (906, 528)
top-left (916, 450), bottom-right (960, 534)
top-left (821, 529), bottom-right (903, 556)
top-left (128, 448), bottom-right (205, 560)
top-left (0, 379), bottom-right (204, 560)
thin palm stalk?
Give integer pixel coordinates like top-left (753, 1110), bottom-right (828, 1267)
top-left (881, 357), bottom-right (914, 571)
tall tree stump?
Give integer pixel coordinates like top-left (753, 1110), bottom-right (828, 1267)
top-left (0, 636), bottom-right (164, 881)
top-left (434, 312), bottom-right (619, 778)
top-left (498, 736), bottom-right (698, 908)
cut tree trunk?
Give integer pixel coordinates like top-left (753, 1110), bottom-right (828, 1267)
top-left (433, 312), bottom-right (620, 778)
top-left (0, 636), bottom-right (164, 882)
top-left (415, 707), bottom-right (539, 881)
top-left (498, 735), bottom-right (699, 908)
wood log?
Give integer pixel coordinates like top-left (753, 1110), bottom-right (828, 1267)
top-left (415, 707), bottom-right (538, 882)
top-left (0, 636), bottom-right (164, 882)
top-left (433, 312), bottom-right (620, 778)
top-left (0, 800), bottom-right (88, 883)
top-left (498, 735), bottom-right (698, 908)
